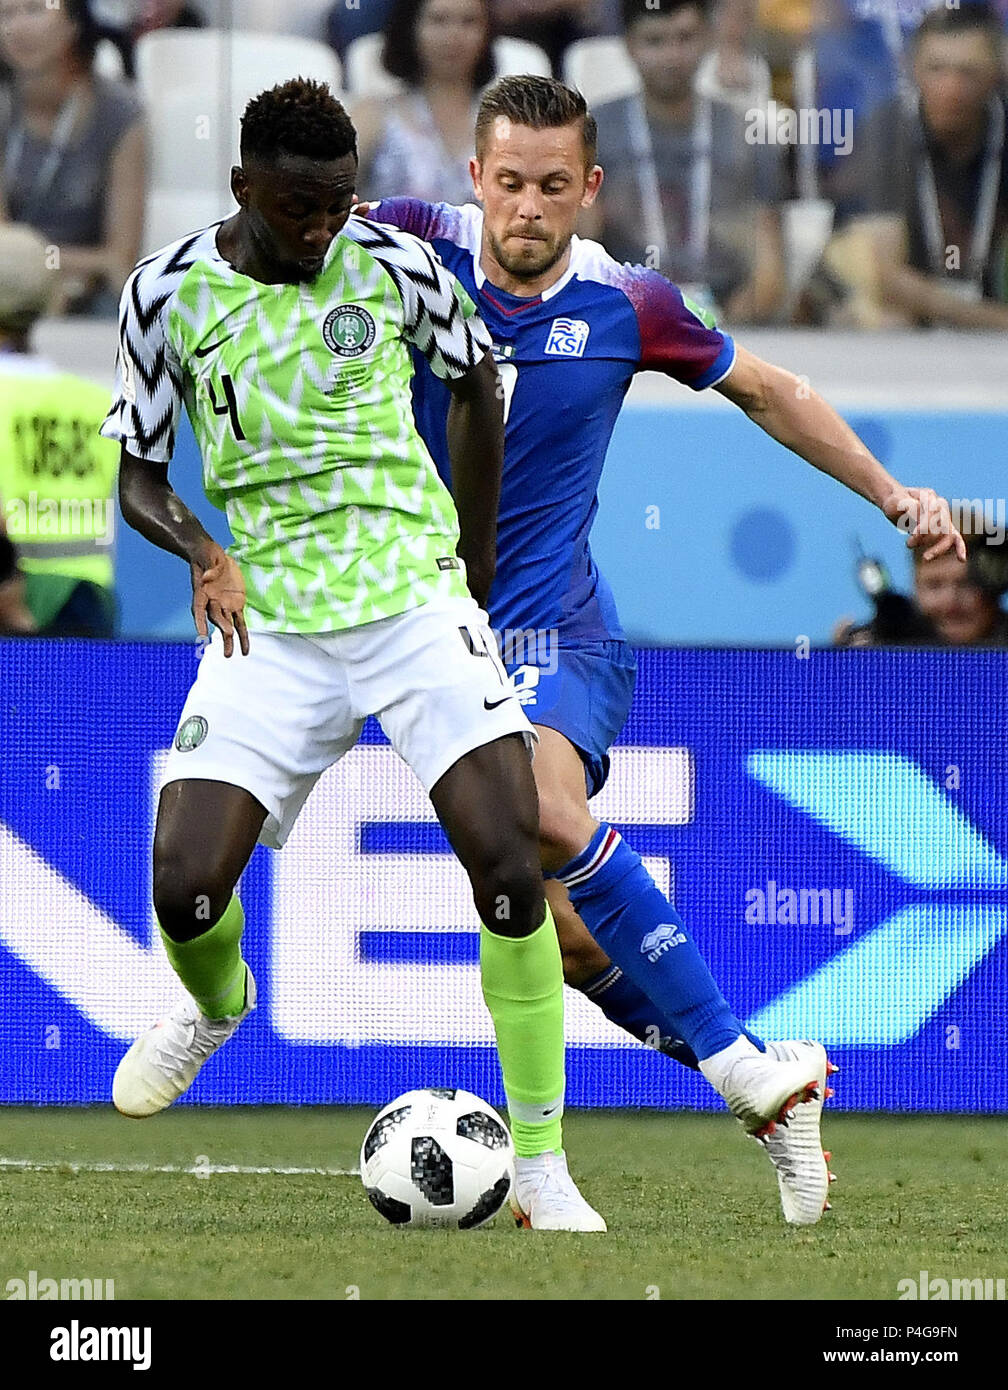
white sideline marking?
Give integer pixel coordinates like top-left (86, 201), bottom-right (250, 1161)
top-left (0, 1157), bottom-right (358, 1176)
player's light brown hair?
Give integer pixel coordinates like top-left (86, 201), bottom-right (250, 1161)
top-left (475, 76), bottom-right (598, 169)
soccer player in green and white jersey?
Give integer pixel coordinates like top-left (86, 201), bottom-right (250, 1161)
top-left (99, 78), bottom-right (610, 1231)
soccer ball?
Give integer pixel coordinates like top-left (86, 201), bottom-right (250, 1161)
top-left (360, 1088), bottom-right (514, 1229)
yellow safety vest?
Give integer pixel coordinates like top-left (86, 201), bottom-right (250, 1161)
top-left (0, 356), bottom-right (119, 593)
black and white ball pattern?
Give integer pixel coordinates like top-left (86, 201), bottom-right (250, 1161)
top-left (360, 1088), bottom-right (514, 1229)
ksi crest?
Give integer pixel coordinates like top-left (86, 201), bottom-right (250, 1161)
top-left (544, 317), bottom-right (590, 357)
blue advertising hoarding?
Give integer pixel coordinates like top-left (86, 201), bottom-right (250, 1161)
top-left (113, 407), bottom-right (1008, 647)
top-left (1, 639), bottom-right (1005, 1110)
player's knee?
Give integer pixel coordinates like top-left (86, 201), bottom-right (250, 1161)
top-left (152, 853), bottom-right (235, 942)
top-left (475, 855), bottom-right (544, 938)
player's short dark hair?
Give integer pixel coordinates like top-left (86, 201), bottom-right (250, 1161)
top-left (621, 0), bottom-right (711, 33)
top-left (912, 1), bottom-right (1005, 60)
top-left (240, 78), bottom-right (357, 166)
top-left (381, 0), bottom-right (496, 88)
top-left (475, 76), bottom-right (598, 167)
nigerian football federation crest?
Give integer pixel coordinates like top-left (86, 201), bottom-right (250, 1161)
top-left (323, 304), bottom-right (376, 357)
top-left (175, 715), bottom-right (208, 752)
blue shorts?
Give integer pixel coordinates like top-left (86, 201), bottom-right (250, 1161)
top-left (503, 639), bottom-right (637, 799)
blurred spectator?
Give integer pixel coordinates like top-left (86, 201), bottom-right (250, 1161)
top-left (0, 0), bottom-right (146, 317)
top-left (812, 0), bottom-right (1008, 215)
top-left (0, 224), bottom-right (119, 637)
top-left (846, 3), bottom-right (1008, 329)
top-left (590, 0), bottom-right (787, 324)
top-left (490, 0), bottom-right (595, 75)
top-left (89, 1), bottom-right (205, 80)
top-left (841, 0), bottom-right (1008, 65)
top-left (695, 0), bottom-right (772, 112)
top-left (352, 0), bottom-right (495, 205)
top-left (810, 0), bottom-right (901, 217)
top-left (835, 525), bottom-right (1008, 648)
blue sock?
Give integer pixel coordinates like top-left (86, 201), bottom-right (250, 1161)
top-left (557, 824), bottom-right (750, 1063)
top-left (581, 964), bottom-right (766, 1070)
top-left (581, 964), bottom-right (701, 1069)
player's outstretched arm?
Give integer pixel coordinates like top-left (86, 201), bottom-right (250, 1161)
top-left (118, 445), bottom-right (249, 657)
top-left (444, 351), bottom-right (505, 609)
top-left (714, 345), bottom-right (966, 562)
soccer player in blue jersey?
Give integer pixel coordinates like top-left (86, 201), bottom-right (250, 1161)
top-left (363, 74), bottom-right (966, 1224)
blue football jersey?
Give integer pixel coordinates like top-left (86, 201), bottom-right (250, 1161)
top-left (370, 199), bottom-right (736, 644)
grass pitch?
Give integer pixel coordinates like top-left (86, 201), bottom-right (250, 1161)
top-left (1, 1107), bottom-right (1005, 1301)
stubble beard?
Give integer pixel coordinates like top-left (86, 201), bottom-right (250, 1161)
top-left (485, 226), bottom-right (572, 284)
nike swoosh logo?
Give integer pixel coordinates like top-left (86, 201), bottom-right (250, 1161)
top-left (484, 695), bottom-right (514, 710)
top-left (194, 334), bottom-right (234, 357)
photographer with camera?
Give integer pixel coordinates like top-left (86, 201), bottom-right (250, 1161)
top-left (835, 514), bottom-right (1008, 648)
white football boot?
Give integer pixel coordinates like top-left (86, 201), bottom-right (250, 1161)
top-left (761, 1040), bottom-right (838, 1225)
top-left (113, 967), bottom-right (255, 1118)
top-left (698, 1035), bottom-right (823, 1139)
top-left (511, 1151), bottom-right (607, 1232)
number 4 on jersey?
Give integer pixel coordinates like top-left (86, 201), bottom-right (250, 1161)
top-left (207, 373), bottom-right (246, 441)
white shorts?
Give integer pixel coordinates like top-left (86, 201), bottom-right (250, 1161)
top-left (160, 595), bottom-right (535, 849)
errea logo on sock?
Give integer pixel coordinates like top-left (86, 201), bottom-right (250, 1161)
top-left (640, 925), bottom-right (687, 962)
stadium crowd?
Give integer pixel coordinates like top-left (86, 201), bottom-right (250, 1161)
top-left (0, 0), bottom-right (1005, 637)
top-left (0, 0), bottom-right (1006, 327)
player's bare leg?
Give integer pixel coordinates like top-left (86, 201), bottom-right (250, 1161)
top-left (549, 878), bottom-right (701, 1063)
top-left (112, 780), bottom-right (264, 1117)
top-left (430, 732), bottom-right (605, 1231)
top-left (532, 723), bottom-right (834, 1223)
top-left (547, 879), bottom-right (609, 985)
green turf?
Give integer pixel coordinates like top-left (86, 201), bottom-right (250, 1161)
top-left (1, 1107), bottom-right (1005, 1300)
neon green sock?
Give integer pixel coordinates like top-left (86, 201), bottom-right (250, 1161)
top-left (159, 894), bottom-right (248, 1019)
top-left (480, 904), bottom-right (565, 1158)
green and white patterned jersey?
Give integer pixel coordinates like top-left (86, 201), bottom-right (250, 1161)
top-left (100, 216), bottom-right (493, 631)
